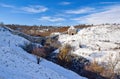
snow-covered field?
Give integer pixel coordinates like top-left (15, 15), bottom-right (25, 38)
top-left (0, 26), bottom-right (86, 79)
top-left (59, 25), bottom-right (120, 67)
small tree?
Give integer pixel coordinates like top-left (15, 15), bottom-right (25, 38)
top-left (107, 52), bottom-right (120, 72)
top-left (103, 52), bottom-right (120, 78)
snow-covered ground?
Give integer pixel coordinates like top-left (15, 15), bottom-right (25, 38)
top-left (0, 26), bottom-right (87, 79)
top-left (59, 25), bottom-right (120, 67)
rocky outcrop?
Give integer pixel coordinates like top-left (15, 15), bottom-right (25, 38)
top-left (3, 26), bottom-right (46, 44)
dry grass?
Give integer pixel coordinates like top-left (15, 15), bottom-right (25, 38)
top-left (32, 47), bottom-right (46, 57)
top-left (58, 44), bottom-right (72, 61)
top-left (85, 61), bottom-right (105, 74)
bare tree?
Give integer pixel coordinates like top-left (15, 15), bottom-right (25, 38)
top-left (105, 52), bottom-right (120, 78)
top-left (108, 53), bottom-right (119, 70)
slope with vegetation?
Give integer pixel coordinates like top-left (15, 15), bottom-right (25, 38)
top-left (58, 24), bottom-right (120, 79)
top-left (0, 26), bottom-right (87, 79)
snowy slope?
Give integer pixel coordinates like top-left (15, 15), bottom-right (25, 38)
top-left (59, 25), bottom-right (120, 64)
top-left (0, 26), bottom-right (87, 79)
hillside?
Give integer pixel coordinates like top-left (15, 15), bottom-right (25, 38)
top-left (5, 24), bottom-right (90, 36)
top-left (59, 25), bottom-right (120, 74)
top-left (0, 26), bottom-right (87, 79)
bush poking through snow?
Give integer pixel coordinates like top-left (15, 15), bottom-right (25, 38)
top-left (85, 60), bottom-right (105, 75)
top-left (85, 57), bottom-right (120, 79)
top-left (58, 44), bottom-right (72, 62)
top-left (21, 42), bottom-right (34, 53)
top-left (32, 47), bottom-right (46, 58)
top-left (32, 47), bottom-right (46, 64)
top-left (57, 44), bottom-right (73, 67)
top-left (102, 52), bottom-right (120, 78)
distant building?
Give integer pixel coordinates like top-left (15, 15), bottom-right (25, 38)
top-left (68, 26), bottom-right (77, 35)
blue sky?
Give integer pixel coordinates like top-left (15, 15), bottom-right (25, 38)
top-left (0, 0), bottom-right (120, 26)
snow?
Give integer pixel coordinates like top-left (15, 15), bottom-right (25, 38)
top-left (52, 49), bottom-right (59, 53)
top-left (51, 32), bottom-right (61, 36)
top-left (59, 25), bottom-right (120, 65)
top-left (0, 26), bottom-right (87, 79)
top-left (68, 26), bottom-right (75, 29)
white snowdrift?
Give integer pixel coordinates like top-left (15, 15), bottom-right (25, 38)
top-left (59, 25), bottom-right (120, 64)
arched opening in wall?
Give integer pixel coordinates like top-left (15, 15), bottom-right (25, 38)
top-left (72, 33), bottom-right (74, 35)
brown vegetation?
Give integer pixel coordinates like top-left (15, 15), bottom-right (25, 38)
top-left (85, 55), bottom-right (120, 79)
top-left (5, 24), bottom-right (91, 36)
top-left (32, 47), bottom-right (46, 58)
top-left (85, 61), bottom-right (105, 75)
top-left (58, 44), bottom-right (72, 61)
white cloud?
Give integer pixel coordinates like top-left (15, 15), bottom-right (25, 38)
top-left (0, 3), bottom-right (15, 8)
top-left (100, 2), bottom-right (120, 4)
top-left (59, 2), bottom-right (71, 5)
top-left (0, 3), bottom-right (48, 14)
top-left (65, 7), bottom-right (95, 14)
top-left (38, 16), bottom-right (65, 22)
top-left (72, 5), bottom-right (120, 24)
top-left (21, 5), bottom-right (48, 13)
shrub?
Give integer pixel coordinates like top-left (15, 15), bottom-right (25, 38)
top-left (85, 61), bottom-right (105, 75)
top-left (58, 44), bottom-right (72, 62)
top-left (101, 52), bottom-right (120, 78)
top-left (45, 36), bottom-right (61, 49)
top-left (21, 42), bottom-right (42, 54)
top-left (32, 47), bottom-right (46, 57)
top-left (20, 42), bottom-right (33, 53)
